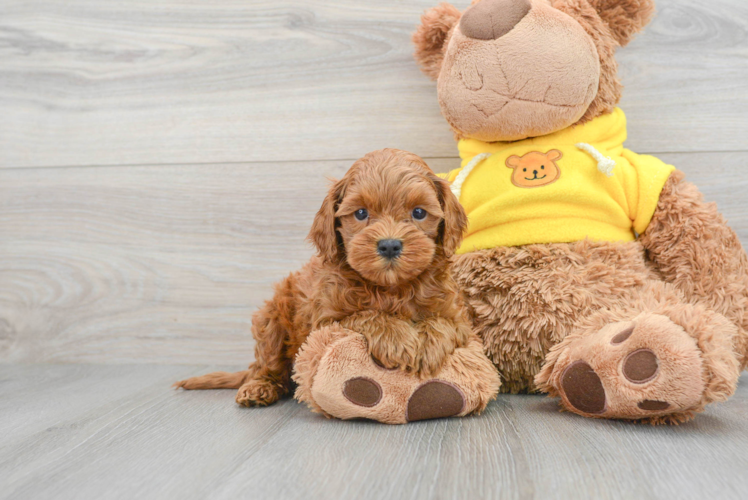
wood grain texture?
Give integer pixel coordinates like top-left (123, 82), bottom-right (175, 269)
top-left (0, 0), bottom-right (747, 169)
top-left (2, 152), bottom-right (746, 364)
top-left (1, 364), bottom-right (747, 500)
top-left (1, 1), bottom-right (747, 497)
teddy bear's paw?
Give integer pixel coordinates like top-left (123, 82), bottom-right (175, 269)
top-left (341, 374), bottom-right (467, 422)
top-left (550, 314), bottom-right (707, 422)
top-left (300, 333), bottom-right (499, 424)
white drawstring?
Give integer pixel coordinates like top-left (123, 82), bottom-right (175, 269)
top-left (576, 143), bottom-right (616, 177)
top-left (450, 153), bottom-right (493, 200)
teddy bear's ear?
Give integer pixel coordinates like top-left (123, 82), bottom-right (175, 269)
top-left (588, 0), bottom-right (656, 47)
top-left (546, 150), bottom-right (563, 162)
top-left (412, 3), bottom-right (462, 80)
top-left (506, 155), bottom-right (521, 169)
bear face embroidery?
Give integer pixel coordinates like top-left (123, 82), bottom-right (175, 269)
top-left (506, 150), bottom-right (563, 188)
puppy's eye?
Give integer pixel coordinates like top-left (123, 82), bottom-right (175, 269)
top-left (354, 209), bottom-right (368, 221)
top-left (412, 208), bottom-right (427, 221)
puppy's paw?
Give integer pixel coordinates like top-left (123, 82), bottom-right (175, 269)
top-left (341, 312), bottom-right (420, 372)
top-left (414, 317), bottom-right (468, 378)
top-left (235, 377), bottom-right (283, 407)
top-left (368, 333), bottom-right (420, 373)
top-left (414, 336), bottom-right (453, 378)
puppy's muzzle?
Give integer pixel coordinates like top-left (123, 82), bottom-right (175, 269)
top-left (377, 239), bottom-right (403, 260)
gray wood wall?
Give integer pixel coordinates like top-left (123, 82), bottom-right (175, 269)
top-left (2, 0), bottom-right (747, 365)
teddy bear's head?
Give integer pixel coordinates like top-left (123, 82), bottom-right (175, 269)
top-left (413, 0), bottom-right (655, 142)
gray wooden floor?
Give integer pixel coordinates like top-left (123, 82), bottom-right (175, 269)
top-left (1, 365), bottom-right (747, 500)
top-left (1, 0), bottom-right (748, 498)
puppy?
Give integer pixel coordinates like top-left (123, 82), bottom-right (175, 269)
top-left (175, 149), bottom-right (471, 407)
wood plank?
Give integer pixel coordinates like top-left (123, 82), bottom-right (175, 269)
top-left (1, 0), bottom-right (746, 169)
top-left (1, 152), bottom-right (746, 364)
top-left (0, 364), bottom-right (747, 499)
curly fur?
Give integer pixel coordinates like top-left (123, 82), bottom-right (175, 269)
top-left (175, 149), bottom-right (473, 407)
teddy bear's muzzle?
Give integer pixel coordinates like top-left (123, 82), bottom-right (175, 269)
top-left (459, 0), bottom-right (532, 41)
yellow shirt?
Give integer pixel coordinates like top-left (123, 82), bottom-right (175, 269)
top-left (442, 108), bottom-right (675, 254)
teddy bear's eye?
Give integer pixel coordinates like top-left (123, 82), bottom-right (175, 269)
top-left (541, 165), bottom-right (545, 170)
top-left (354, 209), bottom-right (368, 221)
top-left (523, 168), bottom-right (527, 172)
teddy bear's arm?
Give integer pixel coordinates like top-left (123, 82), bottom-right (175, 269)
top-left (640, 170), bottom-right (748, 368)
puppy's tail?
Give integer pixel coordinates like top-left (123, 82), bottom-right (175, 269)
top-left (173, 370), bottom-right (251, 390)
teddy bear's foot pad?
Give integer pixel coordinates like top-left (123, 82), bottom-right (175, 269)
top-left (342, 376), bottom-right (466, 421)
top-left (406, 381), bottom-right (465, 422)
top-left (343, 377), bottom-right (383, 407)
top-left (551, 313), bottom-right (705, 421)
top-left (294, 327), bottom-right (499, 424)
top-left (561, 360), bottom-right (670, 415)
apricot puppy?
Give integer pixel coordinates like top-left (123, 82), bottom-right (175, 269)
top-left (175, 149), bottom-right (473, 407)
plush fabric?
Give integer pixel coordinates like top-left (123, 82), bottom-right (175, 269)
top-left (459, 0), bottom-right (532, 41)
top-left (442, 108), bottom-right (674, 252)
top-left (534, 283), bottom-right (740, 424)
top-left (293, 324), bottom-right (500, 424)
top-left (436, 0), bottom-right (601, 142)
top-left (415, 0), bottom-right (748, 423)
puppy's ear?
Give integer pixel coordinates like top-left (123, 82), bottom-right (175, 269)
top-left (430, 173), bottom-right (468, 257)
top-left (588, 0), bottom-right (655, 47)
top-left (413, 3), bottom-right (461, 80)
top-left (308, 177), bottom-right (348, 262)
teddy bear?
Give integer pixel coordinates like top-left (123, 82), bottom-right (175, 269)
top-left (411, 0), bottom-right (748, 423)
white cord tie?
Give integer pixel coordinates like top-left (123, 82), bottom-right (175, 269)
top-left (576, 143), bottom-right (616, 177)
top-left (450, 153), bottom-right (493, 200)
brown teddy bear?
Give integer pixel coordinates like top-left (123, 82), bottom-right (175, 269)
top-left (413, 0), bottom-right (748, 423)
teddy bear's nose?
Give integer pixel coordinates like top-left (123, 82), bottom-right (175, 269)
top-left (460, 0), bottom-right (532, 41)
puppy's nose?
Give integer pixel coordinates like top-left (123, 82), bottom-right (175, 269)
top-left (377, 239), bottom-right (403, 260)
top-left (460, 0), bottom-right (532, 41)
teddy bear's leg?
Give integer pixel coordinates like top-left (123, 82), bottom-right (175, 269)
top-left (640, 171), bottom-right (748, 369)
top-left (535, 283), bottom-right (741, 424)
top-left (292, 325), bottom-right (500, 424)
